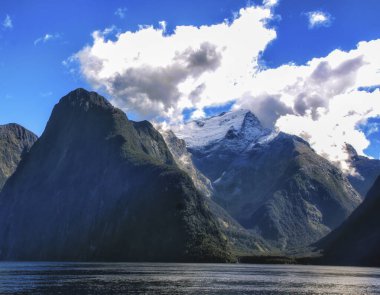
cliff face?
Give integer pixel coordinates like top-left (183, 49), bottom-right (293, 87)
top-left (0, 123), bottom-right (37, 190)
top-left (160, 130), bottom-right (213, 197)
top-left (0, 89), bottom-right (233, 262)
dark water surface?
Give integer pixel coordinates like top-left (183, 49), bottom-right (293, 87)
top-left (0, 262), bottom-right (379, 294)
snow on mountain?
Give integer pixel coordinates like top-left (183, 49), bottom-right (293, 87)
top-left (173, 109), bottom-right (274, 150)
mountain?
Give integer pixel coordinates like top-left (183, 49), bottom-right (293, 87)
top-left (0, 124), bottom-right (37, 190)
top-left (0, 88), bottom-right (234, 262)
top-left (173, 110), bottom-right (361, 250)
top-left (160, 129), bottom-right (273, 255)
top-left (317, 176), bottom-right (380, 266)
top-left (345, 143), bottom-right (380, 198)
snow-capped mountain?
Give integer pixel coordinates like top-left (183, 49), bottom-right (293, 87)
top-left (173, 109), bottom-right (276, 152)
top-left (171, 109), bottom-right (361, 251)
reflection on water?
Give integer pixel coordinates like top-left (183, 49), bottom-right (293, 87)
top-left (0, 262), bottom-right (379, 294)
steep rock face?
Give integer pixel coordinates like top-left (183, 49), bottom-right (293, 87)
top-left (174, 110), bottom-right (361, 250)
top-left (160, 130), bottom-right (213, 197)
top-left (0, 89), bottom-right (233, 262)
top-left (0, 124), bottom-right (37, 190)
top-left (345, 144), bottom-right (380, 198)
top-left (318, 176), bottom-right (380, 266)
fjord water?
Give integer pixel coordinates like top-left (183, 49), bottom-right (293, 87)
top-left (0, 263), bottom-right (380, 294)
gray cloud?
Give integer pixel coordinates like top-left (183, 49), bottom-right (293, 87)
top-left (237, 56), bottom-right (366, 128)
top-left (189, 84), bottom-right (206, 104)
top-left (182, 43), bottom-right (222, 76)
top-left (292, 56), bottom-right (365, 118)
top-left (294, 93), bottom-right (326, 119)
top-left (310, 56), bottom-right (364, 93)
top-left (239, 94), bottom-right (293, 128)
top-left (97, 42), bottom-right (222, 118)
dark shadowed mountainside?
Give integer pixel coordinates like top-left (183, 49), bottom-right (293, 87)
top-left (0, 124), bottom-right (37, 190)
top-left (0, 88), bottom-right (234, 262)
top-left (317, 176), bottom-right (380, 266)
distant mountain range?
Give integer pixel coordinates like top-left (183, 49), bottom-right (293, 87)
top-left (0, 88), bottom-right (379, 263)
top-left (172, 110), bottom-right (363, 250)
top-left (0, 124), bottom-right (37, 190)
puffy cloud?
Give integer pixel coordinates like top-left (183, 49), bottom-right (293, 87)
top-left (234, 39), bottom-right (380, 172)
top-left (306, 11), bottom-right (333, 29)
top-left (72, 3), bottom-right (380, 170)
top-left (73, 5), bottom-right (276, 121)
top-left (2, 15), bottom-right (13, 30)
top-left (34, 33), bottom-right (61, 46)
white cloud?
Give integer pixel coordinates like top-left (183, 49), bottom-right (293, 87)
top-left (2, 15), bottom-right (13, 30)
top-left (235, 39), bottom-right (380, 172)
top-left (306, 11), bottom-right (333, 29)
top-left (263, 0), bottom-right (279, 8)
top-left (73, 5), bottom-right (276, 121)
top-left (115, 7), bottom-right (127, 19)
top-left (71, 2), bottom-right (380, 170)
top-left (34, 33), bottom-right (61, 46)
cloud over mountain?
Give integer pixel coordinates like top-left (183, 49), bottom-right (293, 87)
top-left (73, 5), bottom-right (276, 121)
top-left (72, 3), bottom-right (380, 170)
top-left (237, 39), bottom-right (380, 172)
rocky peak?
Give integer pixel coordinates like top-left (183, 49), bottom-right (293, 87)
top-left (242, 111), bottom-right (263, 130)
top-left (173, 109), bottom-right (270, 149)
top-left (0, 123), bottom-right (37, 145)
top-left (345, 143), bottom-right (359, 160)
top-left (59, 88), bottom-right (114, 111)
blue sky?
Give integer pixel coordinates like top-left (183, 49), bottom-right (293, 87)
top-left (0, 0), bottom-right (380, 160)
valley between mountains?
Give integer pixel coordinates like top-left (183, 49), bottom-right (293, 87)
top-left (0, 88), bottom-right (379, 265)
